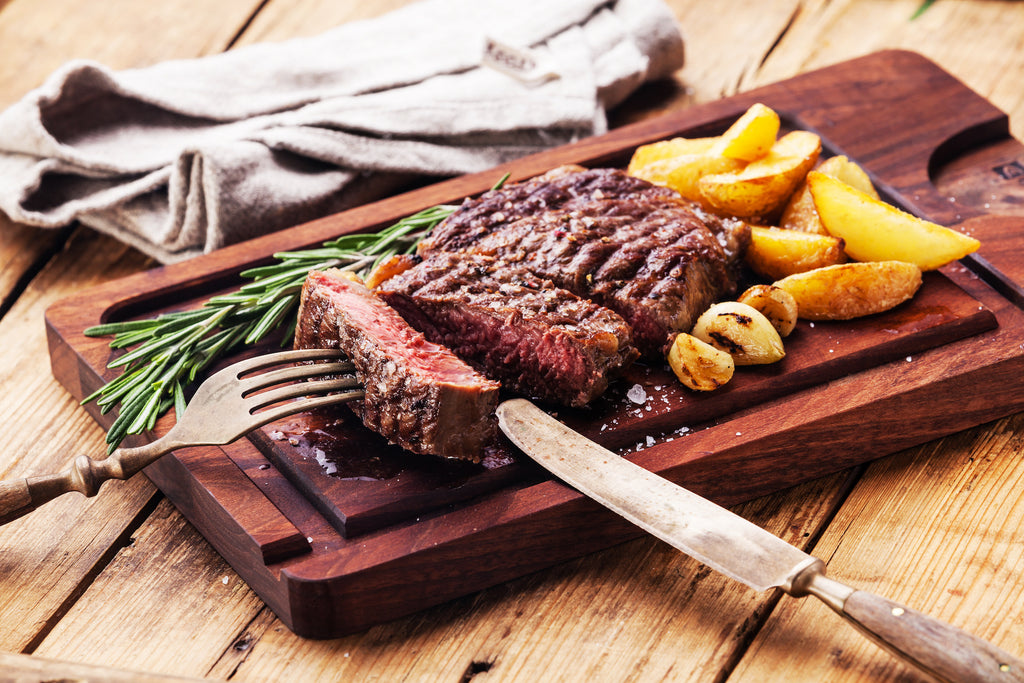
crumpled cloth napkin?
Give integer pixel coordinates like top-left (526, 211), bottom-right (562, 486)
top-left (0, 0), bottom-right (683, 263)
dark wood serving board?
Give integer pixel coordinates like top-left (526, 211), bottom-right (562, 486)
top-left (45, 50), bottom-right (1024, 638)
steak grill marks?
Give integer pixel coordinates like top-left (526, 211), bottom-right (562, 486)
top-left (377, 252), bottom-right (638, 407)
top-left (415, 166), bottom-right (749, 355)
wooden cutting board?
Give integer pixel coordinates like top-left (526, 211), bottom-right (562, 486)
top-left (45, 50), bottom-right (1024, 638)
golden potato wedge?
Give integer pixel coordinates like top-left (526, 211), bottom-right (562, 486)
top-left (691, 301), bottom-right (785, 365)
top-left (773, 261), bottom-right (923, 321)
top-left (668, 333), bottom-right (735, 391)
top-left (698, 130), bottom-right (822, 218)
top-left (744, 226), bottom-right (847, 280)
top-left (737, 284), bottom-right (798, 337)
top-left (627, 136), bottom-right (717, 174)
top-left (780, 155), bottom-right (879, 234)
top-left (708, 103), bottom-right (780, 161)
top-left (630, 153), bottom-right (744, 204)
top-left (808, 171), bottom-right (980, 270)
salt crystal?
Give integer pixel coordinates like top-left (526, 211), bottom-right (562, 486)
top-left (645, 435), bottom-right (656, 447)
top-left (906, 356), bottom-right (913, 362)
top-left (627, 384), bottom-right (647, 404)
top-left (314, 447), bottom-right (337, 476)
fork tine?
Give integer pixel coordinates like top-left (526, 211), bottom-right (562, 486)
top-left (237, 361), bottom-right (356, 395)
top-left (226, 348), bottom-right (347, 377)
top-left (246, 376), bottom-right (362, 412)
top-left (249, 388), bottom-right (365, 427)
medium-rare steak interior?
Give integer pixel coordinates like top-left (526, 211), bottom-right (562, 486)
top-left (377, 252), bottom-right (639, 407)
top-left (295, 166), bottom-right (749, 462)
top-left (416, 165), bottom-right (749, 355)
top-left (295, 269), bottom-right (500, 461)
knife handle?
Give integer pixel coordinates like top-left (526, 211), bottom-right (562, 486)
top-left (803, 572), bottom-right (1024, 682)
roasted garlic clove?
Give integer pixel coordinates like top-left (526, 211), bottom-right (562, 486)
top-left (667, 333), bottom-right (735, 391)
top-left (691, 301), bottom-right (785, 365)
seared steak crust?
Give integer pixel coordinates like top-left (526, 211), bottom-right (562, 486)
top-left (416, 166), bottom-right (749, 354)
top-left (295, 269), bottom-right (499, 461)
top-left (378, 252), bottom-right (639, 407)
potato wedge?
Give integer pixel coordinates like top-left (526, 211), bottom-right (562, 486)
top-left (698, 130), bottom-right (822, 218)
top-left (737, 284), bottom-right (798, 337)
top-left (808, 172), bottom-right (980, 270)
top-left (630, 153), bottom-right (744, 204)
top-left (744, 226), bottom-right (847, 280)
top-left (708, 103), bottom-right (780, 161)
top-left (691, 301), bottom-right (785, 365)
top-left (780, 155), bottom-right (878, 234)
top-left (668, 333), bottom-right (735, 391)
top-left (627, 136), bottom-right (718, 173)
top-left (773, 261), bottom-right (923, 321)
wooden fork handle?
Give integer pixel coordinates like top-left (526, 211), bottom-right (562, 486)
top-left (0, 442), bottom-right (168, 525)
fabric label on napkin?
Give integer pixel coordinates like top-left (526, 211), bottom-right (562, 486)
top-left (481, 37), bottom-right (560, 85)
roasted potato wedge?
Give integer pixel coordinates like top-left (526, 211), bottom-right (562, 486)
top-left (698, 130), bottom-right (822, 218)
top-left (744, 226), bottom-right (847, 280)
top-left (691, 301), bottom-right (785, 365)
top-left (708, 103), bottom-right (780, 161)
top-left (629, 153), bottom-right (744, 204)
top-left (668, 333), bottom-right (735, 391)
top-left (808, 172), bottom-right (980, 270)
top-left (773, 261), bottom-right (923, 321)
top-left (780, 155), bottom-right (878, 234)
top-left (737, 284), bottom-right (798, 337)
top-left (627, 136), bottom-right (717, 172)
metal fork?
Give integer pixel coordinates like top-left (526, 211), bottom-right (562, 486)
top-left (0, 348), bottom-right (362, 525)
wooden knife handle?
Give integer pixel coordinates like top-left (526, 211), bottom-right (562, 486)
top-left (804, 572), bottom-right (1024, 682)
top-left (842, 590), bottom-right (1024, 683)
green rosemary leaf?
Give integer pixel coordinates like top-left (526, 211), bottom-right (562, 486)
top-left (245, 294), bottom-right (298, 344)
top-left (83, 180), bottom-right (495, 449)
top-left (84, 319), bottom-right (163, 337)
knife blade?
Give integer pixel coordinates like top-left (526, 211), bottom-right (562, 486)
top-left (496, 398), bottom-right (1024, 683)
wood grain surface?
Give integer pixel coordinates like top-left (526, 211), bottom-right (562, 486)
top-left (2, 1), bottom-right (1024, 681)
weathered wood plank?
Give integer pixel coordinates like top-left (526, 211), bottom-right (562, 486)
top-left (30, 500), bottom-right (266, 676)
top-left (0, 651), bottom-right (208, 683)
top-left (0, 230), bottom-right (154, 652)
top-left (0, 0), bottom-right (274, 656)
top-left (756, 0), bottom-right (1024, 140)
top-left (730, 411), bottom-right (1024, 681)
top-left (215, 474), bottom-right (852, 682)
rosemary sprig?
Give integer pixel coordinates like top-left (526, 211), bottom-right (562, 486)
top-left (83, 202), bottom-right (458, 450)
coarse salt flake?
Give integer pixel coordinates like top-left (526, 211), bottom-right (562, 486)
top-left (627, 384), bottom-right (647, 404)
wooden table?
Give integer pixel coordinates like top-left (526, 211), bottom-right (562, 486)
top-left (1, 1), bottom-right (1023, 681)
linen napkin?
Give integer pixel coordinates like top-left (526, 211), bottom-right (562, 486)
top-left (0, 0), bottom-right (683, 263)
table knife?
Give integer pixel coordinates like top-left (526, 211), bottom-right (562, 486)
top-left (496, 398), bottom-right (1024, 683)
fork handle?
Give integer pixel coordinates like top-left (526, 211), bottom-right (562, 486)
top-left (0, 441), bottom-right (169, 525)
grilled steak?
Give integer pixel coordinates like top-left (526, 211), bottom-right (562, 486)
top-left (295, 269), bottom-right (500, 461)
top-left (377, 252), bottom-right (639, 407)
top-left (416, 166), bottom-right (749, 354)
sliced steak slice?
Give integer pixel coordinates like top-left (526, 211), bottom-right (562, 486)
top-left (295, 269), bottom-right (500, 461)
top-left (377, 253), bottom-right (638, 407)
top-left (416, 166), bottom-right (749, 355)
